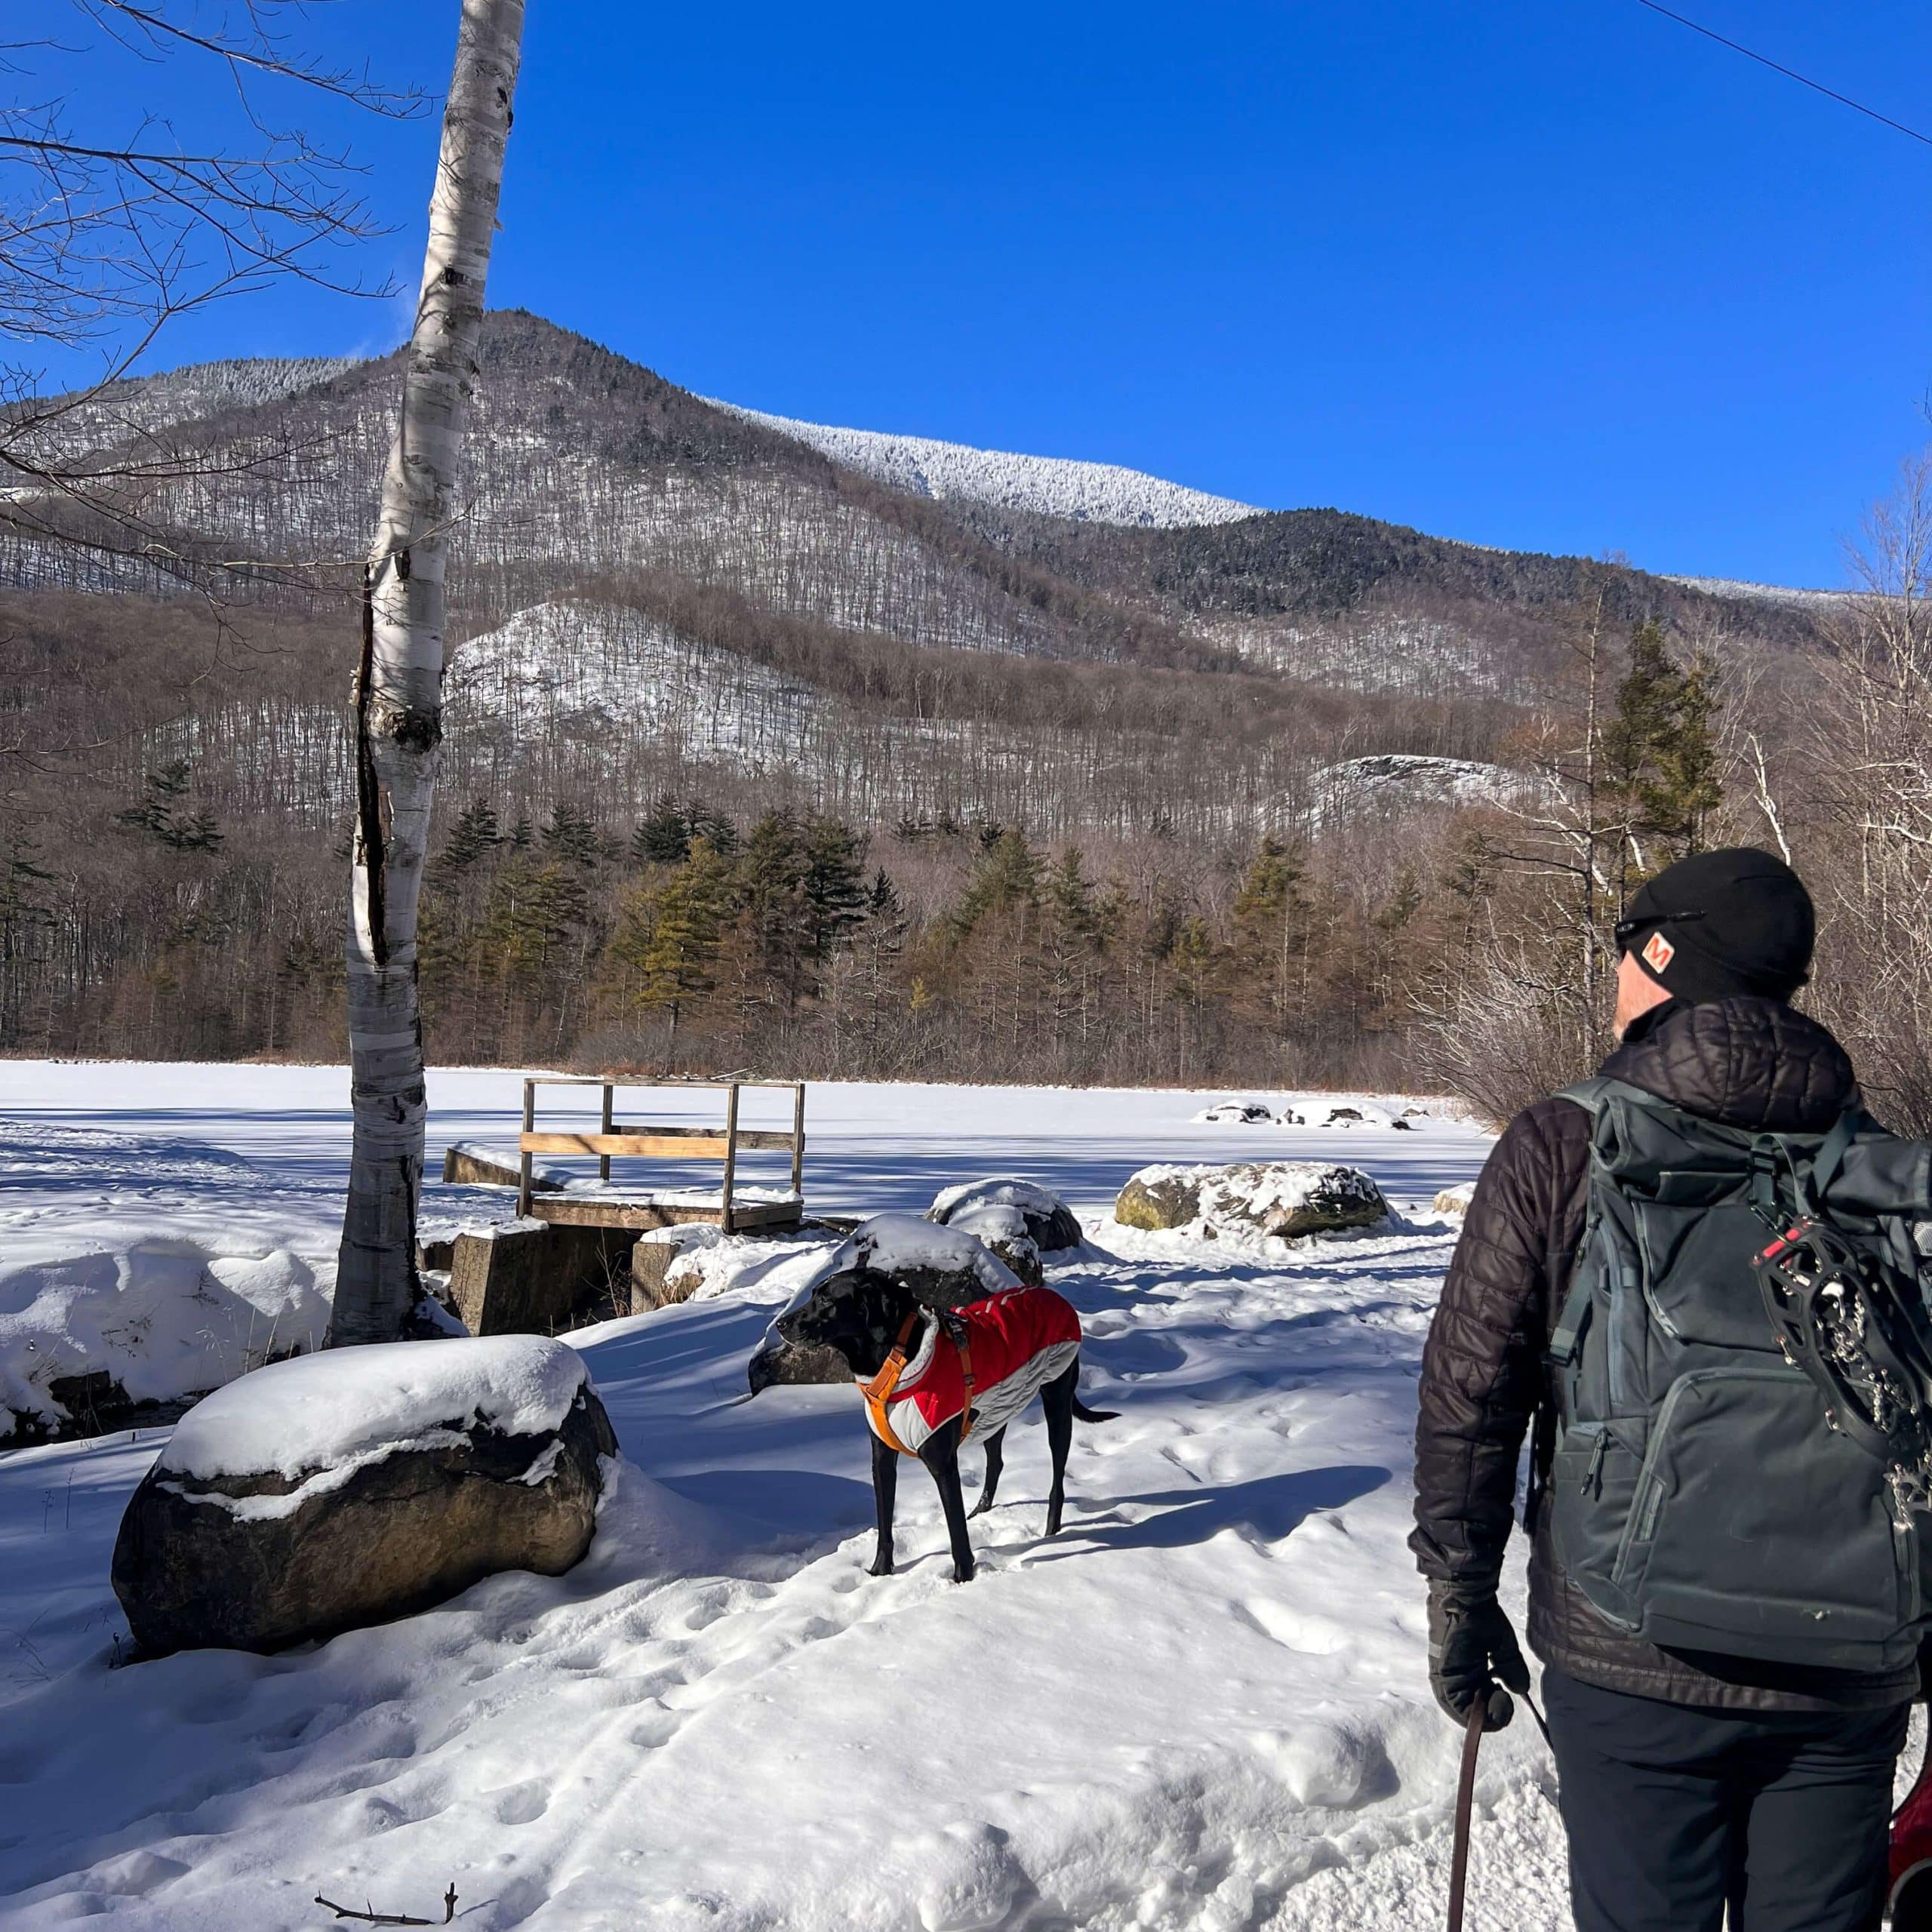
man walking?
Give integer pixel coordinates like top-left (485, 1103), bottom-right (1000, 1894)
top-left (1413, 848), bottom-right (1919, 1932)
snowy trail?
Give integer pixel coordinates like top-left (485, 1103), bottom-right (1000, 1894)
top-left (0, 1067), bottom-right (1577, 1930)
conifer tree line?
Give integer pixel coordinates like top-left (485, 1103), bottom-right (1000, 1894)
top-left (6, 542), bottom-right (1930, 1125)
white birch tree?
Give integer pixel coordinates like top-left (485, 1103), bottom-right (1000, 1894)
top-left (333, 0), bottom-right (525, 1345)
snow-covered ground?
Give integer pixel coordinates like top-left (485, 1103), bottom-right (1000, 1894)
top-left (0, 1063), bottom-right (1583, 1930)
top-left (715, 403), bottom-right (1263, 528)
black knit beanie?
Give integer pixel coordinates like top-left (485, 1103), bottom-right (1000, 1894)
top-left (1619, 847), bottom-right (1815, 1005)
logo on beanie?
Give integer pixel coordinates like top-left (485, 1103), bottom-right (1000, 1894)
top-left (1642, 931), bottom-right (1675, 975)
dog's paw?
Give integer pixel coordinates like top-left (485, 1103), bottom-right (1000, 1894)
top-left (867, 1556), bottom-right (895, 1578)
top-left (951, 1563), bottom-right (977, 1584)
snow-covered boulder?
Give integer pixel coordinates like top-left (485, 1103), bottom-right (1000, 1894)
top-left (1114, 1162), bottom-right (1389, 1241)
top-left (1432, 1182), bottom-right (1477, 1219)
top-left (748, 1214), bottom-right (1023, 1391)
top-left (0, 1242), bottom-right (331, 1446)
top-left (1192, 1100), bottom-right (1275, 1126)
top-left (112, 1337), bottom-right (615, 1657)
top-left (928, 1177), bottom-right (1083, 1254)
top-left (1279, 1099), bottom-right (1410, 1131)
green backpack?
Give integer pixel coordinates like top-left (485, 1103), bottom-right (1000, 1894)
top-left (1545, 1077), bottom-right (1932, 1673)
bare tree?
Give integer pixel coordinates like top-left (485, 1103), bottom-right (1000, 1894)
top-left (1809, 450), bottom-right (1932, 1131)
top-left (1, 2), bottom-right (424, 579)
top-left (332, 0), bottom-right (525, 1345)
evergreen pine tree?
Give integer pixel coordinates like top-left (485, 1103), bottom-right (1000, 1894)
top-left (632, 794), bottom-right (691, 866)
top-left (1603, 619), bottom-right (1724, 881)
top-left (608, 835), bottom-right (735, 1044)
top-left (439, 798), bottom-right (501, 873)
top-left (541, 800), bottom-right (611, 867)
top-left (1230, 834), bottom-right (1306, 1029)
top-left (735, 811), bottom-right (814, 1008)
top-left (802, 816), bottom-right (868, 962)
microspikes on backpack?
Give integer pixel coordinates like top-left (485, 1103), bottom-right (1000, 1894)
top-left (1543, 1077), bottom-right (1932, 1675)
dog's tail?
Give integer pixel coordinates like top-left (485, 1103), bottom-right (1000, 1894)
top-left (1072, 1394), bottom-right (1119, 1424)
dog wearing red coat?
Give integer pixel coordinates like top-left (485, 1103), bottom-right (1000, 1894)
top-left (786, 1267), bottom-right (1116, 1582)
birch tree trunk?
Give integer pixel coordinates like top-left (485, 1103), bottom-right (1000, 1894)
top-left (333, 0), bottom-right (525, 1346)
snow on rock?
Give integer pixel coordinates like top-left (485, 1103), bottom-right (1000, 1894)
top-left (1281, 1097), bottom-right (1411, 1131)
top-left (832, 1211), bottom-right (1022, 1297)
top-left (159, 1335), bottom-right (589, 1489)
top-left (715, 401), bottom-right (1261, 528)
top-left (1307, 754), bottom-right (1552, 828)
top-left (1194, 1100), bottom-right (1276, 1124)
top-left (749, 1214), bottom-right (1026, 1389)
top-left (1432, 1182), bottom-right (1477, 1218)
top-left (0, 1241), bottom-right (331, 1443)
top-left (1115, 1161), bottom-right (1391, 1242)
top-left (928, 1175), bottom-right (1084, 1253)
top-left (115, 1340), bottom-right (617, 1657)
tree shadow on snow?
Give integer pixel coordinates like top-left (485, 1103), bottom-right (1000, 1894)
top-left (1032, 1463), bottom-right (1390, 1560)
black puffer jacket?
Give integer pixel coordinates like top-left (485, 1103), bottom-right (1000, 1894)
top-left (1412, 995), bottom-right (1919, 1711)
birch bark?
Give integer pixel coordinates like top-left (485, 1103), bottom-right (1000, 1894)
top-left (333, 0), bottom-right (525, 1345)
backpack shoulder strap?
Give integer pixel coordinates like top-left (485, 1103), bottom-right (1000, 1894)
top-left (1544, 1078), bottom-right (1627, 1367)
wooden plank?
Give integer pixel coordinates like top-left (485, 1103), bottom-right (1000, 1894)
top-left (444, 1146), bottom-right (561, 1192)
top-left (521, 1132), bottom-right (732, 1159)
top-left (608, 1121), bottom-right (796, 1152)
top-left (721, 1084), bottom-right (740, 1236)
top-left (598, 1083), bottom-right (614, 1183)
top-left (791, 1083), bottom-right (806, 1195)
top-left (519, 1079), bottom-right (536, 1216)
top-left (525, 1196), bottom-right (803, 1232)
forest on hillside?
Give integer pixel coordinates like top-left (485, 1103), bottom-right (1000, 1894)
top-left (5, 320), bottom-right (1927, 1122)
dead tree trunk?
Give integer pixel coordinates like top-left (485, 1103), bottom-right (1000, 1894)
top-left (334, 0), bottom-right (525, 1346)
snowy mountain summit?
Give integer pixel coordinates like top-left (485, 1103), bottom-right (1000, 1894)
top-left (716, 401), bottom-right (1262, 528)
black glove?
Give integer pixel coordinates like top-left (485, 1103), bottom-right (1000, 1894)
top-left (1428, 1583), bottom-right (1529, 1732)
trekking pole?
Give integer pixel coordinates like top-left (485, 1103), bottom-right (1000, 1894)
top-left (1446, 1685), bottom-right (1552, 1932)
top-left (1445, 1699), bottom-right (1486, 1932)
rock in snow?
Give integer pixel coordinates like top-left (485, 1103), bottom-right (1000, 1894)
top-left (1115, 1162), bottom-right (1389, 1241)
top-left (0, 1241), bottom-right (331, 1444)
top-left (928, 1176), bottom-right (1084, 1254)
top-left (112, 1337), bottom-right (616, 1656)
top-left (748, 1214), bottom-right (1024, 1390)
top-left (1192, 1100), bottom-right (1277, 1125)
top-left (1432, 1182), bottom-right (1477, 1219)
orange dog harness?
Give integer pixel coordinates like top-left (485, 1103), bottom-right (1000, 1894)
top-left (859, 1309), bottom-right (977, 1458)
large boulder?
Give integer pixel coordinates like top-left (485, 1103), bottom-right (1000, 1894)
top-left (1, 1243), bottom-right (333, 1450)
top-left (1115, 1161), bottom-right (1389, 1240)
top-left (112, 1337), bottom-right (614, 1657)
top-left (748, 1214), bottom-right (1022, 1391)
top-left (928, 1177), bottom-right (1083, 1254)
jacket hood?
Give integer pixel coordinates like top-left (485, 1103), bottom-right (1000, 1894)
top-left (1600, 996), bottom-right (1856, 1134)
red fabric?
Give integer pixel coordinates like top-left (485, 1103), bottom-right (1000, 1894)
top-left (1893, 1744), bottom-right (1932, 1897)
top-left (885, 1287), bottom-right (1080, 1438)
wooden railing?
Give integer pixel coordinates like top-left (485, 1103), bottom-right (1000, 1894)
top-left (517, 1075), bottom-right (806, 1233)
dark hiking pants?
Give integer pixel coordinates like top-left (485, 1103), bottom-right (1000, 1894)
top-left (1543, 1667), bottom-right (1909, 1932)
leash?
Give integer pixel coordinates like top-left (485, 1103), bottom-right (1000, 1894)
top-left (857, 1309), bottom-right (979, 1457)
top-left (1446, 1685), bottom-right (1552, 1932)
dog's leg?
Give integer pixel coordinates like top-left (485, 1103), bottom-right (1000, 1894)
top-left (971, 1427), bottom-right (1006, 1517)
top-left (1043, 1361), bottom-right (1076, 1538)
top-left (867, 1430), bottom-right (899, 1577)
top-left (919, 1422), bottom-right (976, 1583)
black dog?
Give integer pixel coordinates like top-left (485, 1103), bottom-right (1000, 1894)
top-left (786, 1267), bottom-right (1116, 1583)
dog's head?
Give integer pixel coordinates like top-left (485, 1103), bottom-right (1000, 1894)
top-left (782, 1266), bottom-right (917, 1379)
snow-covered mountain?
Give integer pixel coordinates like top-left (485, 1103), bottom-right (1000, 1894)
top-left (710, 401), bottom-right (1262, 528)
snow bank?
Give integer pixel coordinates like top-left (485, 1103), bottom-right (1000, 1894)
top-left (0, 1241), bottom-right (331, 1441)
top-left (1282, 1098), bottom-right (1404, 1130)
top-left (159, 1336), bottom-right (589, 1485)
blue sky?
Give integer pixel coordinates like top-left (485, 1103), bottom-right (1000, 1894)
top-left (30, 0), bottom-right (1932, 585)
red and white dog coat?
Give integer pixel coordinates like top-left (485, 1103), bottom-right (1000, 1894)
top-left (860, 1286), bottom-right (1081, 1456)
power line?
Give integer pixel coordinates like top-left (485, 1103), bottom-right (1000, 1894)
top-left (1632, 0), bottom-right (1932, 148)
